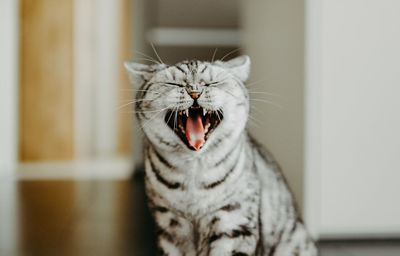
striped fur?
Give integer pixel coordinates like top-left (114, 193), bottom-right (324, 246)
top-left (125, 56), bottom-right (317, 255)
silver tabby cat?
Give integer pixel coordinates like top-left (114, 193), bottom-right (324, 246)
top-left (125, 56), bottom-right (317, 256)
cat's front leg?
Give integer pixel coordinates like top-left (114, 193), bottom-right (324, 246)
top-left (197, 201), bottom-right (260, 256)
top-left (270, 221), bottom-right (318, 256)
top-left (152, 206), bottom-right (196, 256)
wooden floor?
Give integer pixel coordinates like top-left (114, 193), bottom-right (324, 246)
top-left (0, 175), bottom-right (157, 256)
top-left (0, 174), bottom-right (399, 256)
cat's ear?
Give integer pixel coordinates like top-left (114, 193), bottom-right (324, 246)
top-left (215, 55), bottom-right (251, 82)
top-left (124, 62), bottom-right (165, 84)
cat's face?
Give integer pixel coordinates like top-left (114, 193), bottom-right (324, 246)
top-left (125, 55), bottom-right (250, 154)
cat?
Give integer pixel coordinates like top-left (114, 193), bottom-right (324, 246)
top-left (125, 55), bottom-right (317, 256)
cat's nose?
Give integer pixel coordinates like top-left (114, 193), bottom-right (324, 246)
top-left (189, 92), bottom-right (201, 99)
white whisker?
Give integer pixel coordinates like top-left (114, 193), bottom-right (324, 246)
top-left (116, 101), bottom-right (137, 110)
top-left (247, 115), bottom-right (262, 128)
top-left (120, 89), bottom-right (162, 94)
top-left (173, 109), bottom-right (178, 132)
top-left (211, 48), bottom-right (218, 62)
top-left (247, 91), bottom-right (280, 97)
top-left (133, 57), bottom-right (162, 65)
top-left (249, 98), bottom-right (282, 109)
top-left (215, 109), bottom-right (223, 122)
top-left (165, 108), bottom-right (176, 126)
top-left (138, 103), bottom-right (176, 131)
top-left (140, 110), bottom-right (165, 131)
top-left (244, 79), bottom-right (267, 88)
top-left (215, 87), bottom-right (240, 100)
top-left (134, 50), bottom-right (161, 64)
top-left (150, 43), bottom-right (164, 64)
top-left (220, 48), bottom-right (242, 61)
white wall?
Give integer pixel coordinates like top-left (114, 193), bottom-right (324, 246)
top-left (0, 0), bottom-right (19, 176)
top-left (244, 0), bottom-right (400, 238)
top-left (316, 0), bottom-right (400, 238)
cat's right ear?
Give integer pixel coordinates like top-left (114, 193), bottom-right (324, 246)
top-left (124, 62), bottom-right (163, 84)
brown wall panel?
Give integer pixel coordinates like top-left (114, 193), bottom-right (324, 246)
top-left (117, 0), bottom-right (133, 155)
top-left (19, 0), bottom-right (74, 161)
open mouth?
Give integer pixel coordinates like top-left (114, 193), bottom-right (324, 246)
top-left (165, 106), bottom-right (223, 151)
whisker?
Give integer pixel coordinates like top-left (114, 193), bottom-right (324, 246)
top-left (150, 43), bottom-right (164, 64)
top-left (165, 108), bottom-right (176, 126)
top-left (249, 98), bottom-right (282, 109)
top-left (133, 57), bottom-right (162, 65)
top-left (249, 105), bottom-right (265, 118)
top-left (247, 115), bottom-right (262, 128)
top-left (138, 103), bottom-right (176, 131)
top-left (250, 104), bottom-right (262, 113)
top-left (134, 50), bottom-right (161, 64)
top-left (120, 89), bottom-right (162, 94)
top-left (215, 109), bottom-right (223, 122)
top-left (116, 101), bottom-right (137, 110)
top-left (208, 80), bottom-right (226, 87)
top-left (220, 47), bottom-right (242, 61)
top-left (215, 87), bottom-right (241, 100)
top-left (174, 109), bottom-right (178, 132)
top-left (225, 73), bottom-right (247, 86)
top-left (140, 110), bottom-right (165, 131)
top-left (118, 98), bottom-right (156, 104)
top-left (215, 73), bottom-right (267, 94)
top-left (211, 48), bottom-right (218, 62)
top-left (151, 81), bottom-right (182, 88)
top-left (131, 104), bottom-right (175, 114)
top-left (244, 79), bottom-right (267, 88)
top-left (247, 91), bottom-right (280, 97)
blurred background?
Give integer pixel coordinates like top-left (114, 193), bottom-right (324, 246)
top-left (1, 0), bottom-right (400, 255)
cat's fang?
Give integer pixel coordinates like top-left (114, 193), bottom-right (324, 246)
top-left (185, 109), bottom-right (189, 117)
top-left (203, 108), bottom-right (206, 116)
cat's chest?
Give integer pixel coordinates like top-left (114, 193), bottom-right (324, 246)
top-left (149, 162), bottom-right (233, 217)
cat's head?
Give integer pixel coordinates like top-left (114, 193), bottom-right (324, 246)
top-left (125, 55), bottom-right (250, 154)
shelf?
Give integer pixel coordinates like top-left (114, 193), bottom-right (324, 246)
top-left (147, 27), bottom-right (241, 47)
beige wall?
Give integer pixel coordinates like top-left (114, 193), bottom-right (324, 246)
top-left (117, 0), bottom-right (133, 155)
top-left (241, 0), bottom-right (305, 209)
top-left (154, 0), bottom-right (239, 28)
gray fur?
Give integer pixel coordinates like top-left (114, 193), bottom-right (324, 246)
top-left (125, 56), bottom-right (317, 256)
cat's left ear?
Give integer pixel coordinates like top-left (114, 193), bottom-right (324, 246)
top-left (215, 55), bottom-right (251, 82)
top-left (124, 62), bottom-right (165, 84)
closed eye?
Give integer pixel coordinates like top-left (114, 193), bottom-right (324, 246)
top-left (205, 81), bottom-right (223, 87)
top-left (166, 82), bottom-right (185, 87)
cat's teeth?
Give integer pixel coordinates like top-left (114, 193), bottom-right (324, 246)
top-left (185, 109), bottom-right (189, 117)
top-left (179, 124), bottom-right (185, 133)
top-left (203, 108), bottom-right (207, 116)
top-left (204, 123), bottom-right (211, 133)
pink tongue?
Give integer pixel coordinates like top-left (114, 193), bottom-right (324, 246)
top-left (185, 113), bottom-right (205, 150)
